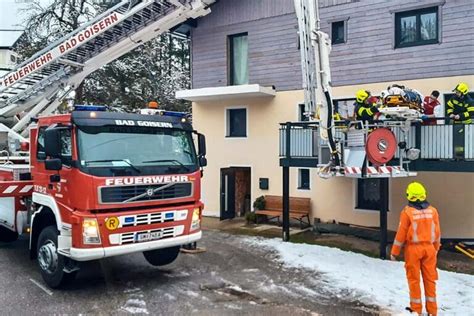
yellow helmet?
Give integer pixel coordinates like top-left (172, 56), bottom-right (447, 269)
top-left (453, 82), bottom-right (469, 95)
top-left (356, 89), bottom-right (369, 103)
top-left (406, 182), bottom-right (427, 202)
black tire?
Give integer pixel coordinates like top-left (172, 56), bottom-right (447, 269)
top-left (0, 226), bottom-right (18, 242)
top-left (143, 246), bottom-right (180, 266)
top-left (37, 226), bottom-right (77, 288)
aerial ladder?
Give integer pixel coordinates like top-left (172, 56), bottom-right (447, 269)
top-left (0, 0), bottom-right (214, 149)
top-left (294, 0), bottom-right (420, 180)
top-left (291, 0), bottom-right (422, 258)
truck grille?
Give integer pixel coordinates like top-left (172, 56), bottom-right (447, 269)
top-left (99, 183), bottom-right (192, 204)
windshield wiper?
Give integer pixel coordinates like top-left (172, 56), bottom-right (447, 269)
top-left (85, 159), bottom-right (141, 173)
top-left (141, 159), bottom-right (190, 172)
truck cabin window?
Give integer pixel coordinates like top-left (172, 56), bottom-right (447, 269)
top-left (76, 125), bottom-right (198, 176)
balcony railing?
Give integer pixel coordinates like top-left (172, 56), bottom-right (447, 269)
top-left (279, 121), bottom-right (474, 172)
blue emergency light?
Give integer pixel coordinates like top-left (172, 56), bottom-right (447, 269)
top-left (74, 105), bottom-right (107, 112)
top-left (165, 213), bottom-right (174, 219)
top-left (159, 110), bottom-right (188, 119)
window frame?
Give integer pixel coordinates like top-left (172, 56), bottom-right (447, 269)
top-left (225, 107), bottom-right (248, 138)
top-left (298, 103), bottom-right (310, 122)
top-left (332, 97), bottom-right (357, 120)
top-left (36, 127), bottom-right (47, 161)
top-left (331, 20), bottom-right (346, 45)
top-left (59, 128), bottom-right (73, 167)
top-left (228, 32), bottom-right (249, 86)
top-left (297, 169), bottom-right (310, 190)
top-left (395, 6), bottom-right (439, 49)
top-left (356, 178), bottom-right (388, 211)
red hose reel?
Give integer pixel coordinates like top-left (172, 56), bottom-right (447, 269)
top-left (365, 128), bottom-right (397, 166)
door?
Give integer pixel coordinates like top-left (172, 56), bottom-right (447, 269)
top-left (220, 168), bottom-right (235, 220)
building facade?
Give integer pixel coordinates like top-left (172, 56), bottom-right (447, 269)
top-left (177, 0), bottom-right (474, 238)
top-left (0, 30), bottom-right (23, 77)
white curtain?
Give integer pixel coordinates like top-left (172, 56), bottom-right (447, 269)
top-left (232, 35), bottom-right (248, 85)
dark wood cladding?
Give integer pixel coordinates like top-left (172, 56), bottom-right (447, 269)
top-left (191, 0), bottom-right (474, 90)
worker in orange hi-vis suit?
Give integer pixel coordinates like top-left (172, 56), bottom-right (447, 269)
top-left (391, 182), bottom-right (441, 316)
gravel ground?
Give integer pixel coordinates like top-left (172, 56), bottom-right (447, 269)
top-left (0, 230), bottom-right (380, 315)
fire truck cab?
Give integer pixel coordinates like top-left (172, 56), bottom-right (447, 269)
top-left (0, 106), bottom-right (207, 288)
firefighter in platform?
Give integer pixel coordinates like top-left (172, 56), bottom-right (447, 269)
top-left (391, 182), bottom-right (441, 316)
top-left (447, 82), bottom-right (474, 124)
top-left (355, 89), bottom-right (379, 123)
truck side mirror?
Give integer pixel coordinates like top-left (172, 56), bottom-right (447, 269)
top-left (45, 158), bottom-right (62, 171)
top-left (44, 128), bottom-right (62, 158)
top-left (199, 156), bottom-right (207, 167)
top-left (198, 133), bottom-right (206, 157)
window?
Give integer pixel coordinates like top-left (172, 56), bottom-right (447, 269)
top-left (331, 21), bottom-right (345, 44)
top-left (226, 108), bottom-right (247, 137)
top-left (333, 98), bottom-right (356, 119)
top-left (229, 33), bottom-right (248, 85)
top-left (298, 169), bottom-right (310, 190)
top-left (59, 129), bottom-right (72, 166)
top-left (356, 179), bottom-right (388, 210)
top-left (298, 103), bottom-right (309, 121)
top-left (395, 7), bottom-right (438, 48)
top-left (36, 127), bottom-right (46, 160)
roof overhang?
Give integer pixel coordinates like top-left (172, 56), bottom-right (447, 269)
top-left (176, 84), bottom-right (276, 102)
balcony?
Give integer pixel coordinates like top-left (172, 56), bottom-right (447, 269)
top-left (279, 122), bottom-right (474, 172)
top-left (176, 84), bottom-right (276, 102)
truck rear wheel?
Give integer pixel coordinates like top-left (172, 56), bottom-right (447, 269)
top-left (0, 226), bottom-right (18, 242)
top-left (37, 226), bottom-right (77, 288)
top-left (143, 246), bottom-right (180, 266)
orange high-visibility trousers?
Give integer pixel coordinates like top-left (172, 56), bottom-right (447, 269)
top-left (405, 243), bottom-right (438, 315)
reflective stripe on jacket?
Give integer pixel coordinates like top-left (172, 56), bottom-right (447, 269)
top-left (391, 204), bottom-right (441, 256)
top-left (447, 95), bottom-right (474, 124)
top-left (355, 102), bottom-right (379, 122)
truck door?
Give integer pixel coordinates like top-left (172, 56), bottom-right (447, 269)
top-left (35, 126), bottom-right (73, 206)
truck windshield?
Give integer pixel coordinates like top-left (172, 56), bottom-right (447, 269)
top-left (77, 125), bottom-right (198, 176)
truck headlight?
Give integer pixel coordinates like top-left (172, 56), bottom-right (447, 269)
top-left (83, 218), bottom-right (101, 244)
top-left (190, 208), bottom-right (201, 231)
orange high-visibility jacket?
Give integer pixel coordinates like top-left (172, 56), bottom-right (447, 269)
top-left (391, 204), bottom-right (441, 256)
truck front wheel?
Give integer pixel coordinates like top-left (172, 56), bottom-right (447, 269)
top-left (37, 226), bottom-right (77, 288)
top-left (0, 226), bottom-right (18, 242)
top-left (143, 246), bottom-right (180, 266)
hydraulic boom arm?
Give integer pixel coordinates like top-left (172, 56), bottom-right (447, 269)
top-left (0, 0), bottom-right (215, 138)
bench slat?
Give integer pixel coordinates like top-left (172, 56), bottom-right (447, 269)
top-left (263, 195), bottom-right (310, 214)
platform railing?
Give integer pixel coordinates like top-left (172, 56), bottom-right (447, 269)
top-left (279, 121), bottom-right (474, 163)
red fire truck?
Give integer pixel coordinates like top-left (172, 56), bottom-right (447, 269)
top-left (0, 0), bottom-right (214, 288)
top-left (0, 106), bottom-right (207, 288)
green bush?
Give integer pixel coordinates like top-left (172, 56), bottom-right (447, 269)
top-left (253, 196), bottom-right (266, 210)
top-left (245, 212), bottom-right (257, 224)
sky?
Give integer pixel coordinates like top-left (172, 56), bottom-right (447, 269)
top-left (0, 0), bottom-right (29, 29)
top-left (0, 0), bottom-right (52, 30)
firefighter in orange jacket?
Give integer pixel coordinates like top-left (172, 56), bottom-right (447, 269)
top-left (391, 182), bottom-right (441, 315)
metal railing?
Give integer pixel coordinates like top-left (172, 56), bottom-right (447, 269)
top-left (279, 121), bottom-right (474, 162)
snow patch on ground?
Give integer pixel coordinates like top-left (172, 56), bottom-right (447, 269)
top-left (247, 238), bottom-right (474, 315)
top-left (121, 299), bottom-right (149, 315)
top-left (123, 288), bottom-right (141, 294)
top-left (163, 293), bottom-right (176, 301)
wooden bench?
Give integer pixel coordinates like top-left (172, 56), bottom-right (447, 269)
top-left (255, 195), bottom-right (311, 228)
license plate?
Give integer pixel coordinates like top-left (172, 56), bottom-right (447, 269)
top-left (136, 231), bottom-right (162, 242)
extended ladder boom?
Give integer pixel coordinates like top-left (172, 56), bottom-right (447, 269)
top-left (0, 0), bottom-right (214, 137)
top-left (294, 0), bottom-right (339, 167)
